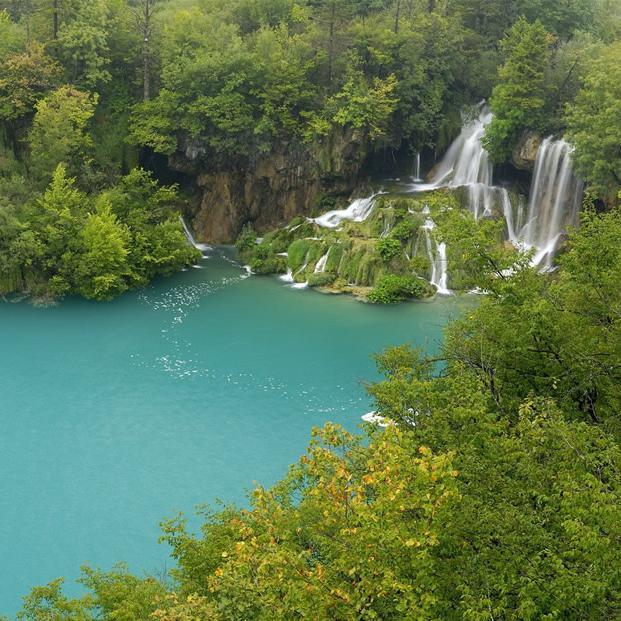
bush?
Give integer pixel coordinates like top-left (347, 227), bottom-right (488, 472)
top-left (308, 272), bottom-right (337, 287)
top-left (391, 218), bottom-right (419, 241)
top-left (368, 274), bottom-right (431, 304)
top-left (235, 224), bottom-right (257, 252)
top-left (249, 256), bottom-right (287, 275)
top-left (377, 237), bottom-right (402, 262)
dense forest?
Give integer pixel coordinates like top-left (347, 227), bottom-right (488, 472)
top-left (0, 0), bottom-right (620, 300)
top-left (3, 0), bottom-right (621, 618)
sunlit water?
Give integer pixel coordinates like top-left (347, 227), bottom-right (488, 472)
top-left (0, 249), bottom-right (468, 615)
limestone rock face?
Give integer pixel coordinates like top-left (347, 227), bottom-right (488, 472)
top-left (512, 131), bottom-right (542, 171)
top-left (172, 130), bottom-right (367, 243)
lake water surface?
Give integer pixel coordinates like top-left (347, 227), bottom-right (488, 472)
top-left (0, 250), bottom-right (468, 615)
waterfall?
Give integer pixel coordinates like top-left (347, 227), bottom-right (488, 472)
top-left (314, 251), bottom-right (330, 273)
top-left (314, 195), bottom-right (379, 229)
top-left (416, 105), bottom-right (493, 190)
top-left (499, 188), bottom-right (518, 244)
top-left (280, 268), bottom-right (294, 283)
top-left (412, 152), bottom-right (421, 181)
top-left (422, 217), bottom-right (451, 295)
top-left (518, 138), bottom-right (583, 270)
top-left (412, 105), bottom-right (503, 220)
top-left (179, 216), bottom-right (212, 255)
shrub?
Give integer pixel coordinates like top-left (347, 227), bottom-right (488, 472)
top-left (368, 274), bottom-right (431, 304)
top-left (249, 256), bottom-right (287, 275)
top-left (235, 224), bottom-right (257, 252)
top-left (377, 237), bottom-right (402, 262)
top-left (391, 218), bottom-right (419, 241)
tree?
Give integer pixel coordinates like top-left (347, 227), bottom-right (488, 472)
top-left (484, 17), bottom-right (553, 163)
top-left (72, 197), bottom-right (131, 300)
top-left (129, 0), bottom-right (157, 101)
top-left (55, 0), bottom-right (112, 88)
top-left (0, 43), bottom-right (62, 122)
top-left (28, 85), bottom-right (97, 182)
top-left (565, 42), bottom-right (621, 205)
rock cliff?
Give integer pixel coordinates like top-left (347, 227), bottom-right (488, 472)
top-left (171, 130), bottom-right (368, 243)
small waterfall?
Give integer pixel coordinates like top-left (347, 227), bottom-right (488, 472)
top-left (518, 138), bottom-right (583, 270)
top-left (314, 251), bottom-right (330, 273)
top-left (499, 188), bottom-right (518, 244)
top-left (314, 195), bottom-right (379, 229)
top-left (179, 216), bottom-right (212, 255)
top-left (422, 217), bottom-right (451, 295)
top-left (412, 152), bottom-right (422, 181)
top-left (279, 268), bottom-right (294, 283)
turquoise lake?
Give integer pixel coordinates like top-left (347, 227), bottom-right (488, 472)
top-left (0, 250), bottom-right (468, 615)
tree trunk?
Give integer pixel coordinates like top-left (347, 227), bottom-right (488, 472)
top-left (327, 0), bottom-right (336, 86)
top-left (394, 0), bottom-right (401, 33)
top-left (53, 0), bottom-right (58, 38)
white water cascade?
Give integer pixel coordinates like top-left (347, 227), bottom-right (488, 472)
top-left (179, 217), bottom-right (212, 255)
top-left (422, 214), bottom-right (451, 295)
top-left (314, 250), bottom-right (330, 273)
top-left (414, 105), bottom-right (497, 217)
top-left (412, 105), bottom-right (522, 237)
top-left (313, 195), bottom-right (379, 229)
top-left (518, 138), bottom-right (583, 270)
top-left (412, 152), bottom-right (422, 181)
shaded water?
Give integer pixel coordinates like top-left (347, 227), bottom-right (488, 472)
top-left (0, 251), bottom-right (467, 615)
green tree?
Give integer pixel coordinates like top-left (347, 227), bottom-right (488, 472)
top-left (72, 197), bottom-right (131, 300)
top-left (28, 85), bottom-right (97, 182)
top-left (0, 43), bottom-right (62, 122)
top-left (55, 0), bottom-right (112, 88)
top-left (565, 42), bottom-right (621, 205)
top-left (484, 17), bottom-right (552, 163)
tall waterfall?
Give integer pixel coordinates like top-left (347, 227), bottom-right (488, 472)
top-left (413, 105), bottom-right (506, 221)
top-left (518, 138), bottom-right (583, 270)
top-left (412, 152), bottom-right (422, 181)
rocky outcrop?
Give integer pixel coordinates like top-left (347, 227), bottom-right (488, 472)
top-left (512, 130), bottom-right (542, 171)
top-left (172, 130), bottom-right (368, 243)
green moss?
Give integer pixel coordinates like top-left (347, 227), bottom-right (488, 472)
top-left (325, 244), bottom-right (344, 272)
top-left (287, 239), bottom-right (312, 271)
top-left (308, 272), bottom-right (337, 287)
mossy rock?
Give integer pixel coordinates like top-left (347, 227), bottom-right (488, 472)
top-left (308, 272), bottom-right (337, 288)
top-left (287, 239), bottom-right (313, 271)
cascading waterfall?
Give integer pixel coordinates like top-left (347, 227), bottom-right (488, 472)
top-left (314, 251), bottom-right (330, 273)
top-left (412, 105), bottom-right (583, 270)
top-left (413, 105), bottom-right (515, 229)
top-left (518, 138), bottom-right (583, 270)
top-left (179, 216), bottom-right (212, 255)
top-left (313, 195), bottom-right (379, 229)
top-left (422, 212), bottom-right (451, 295)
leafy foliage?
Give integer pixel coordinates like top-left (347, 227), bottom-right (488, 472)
top-left (484, 18), bottom-right (553, 163)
